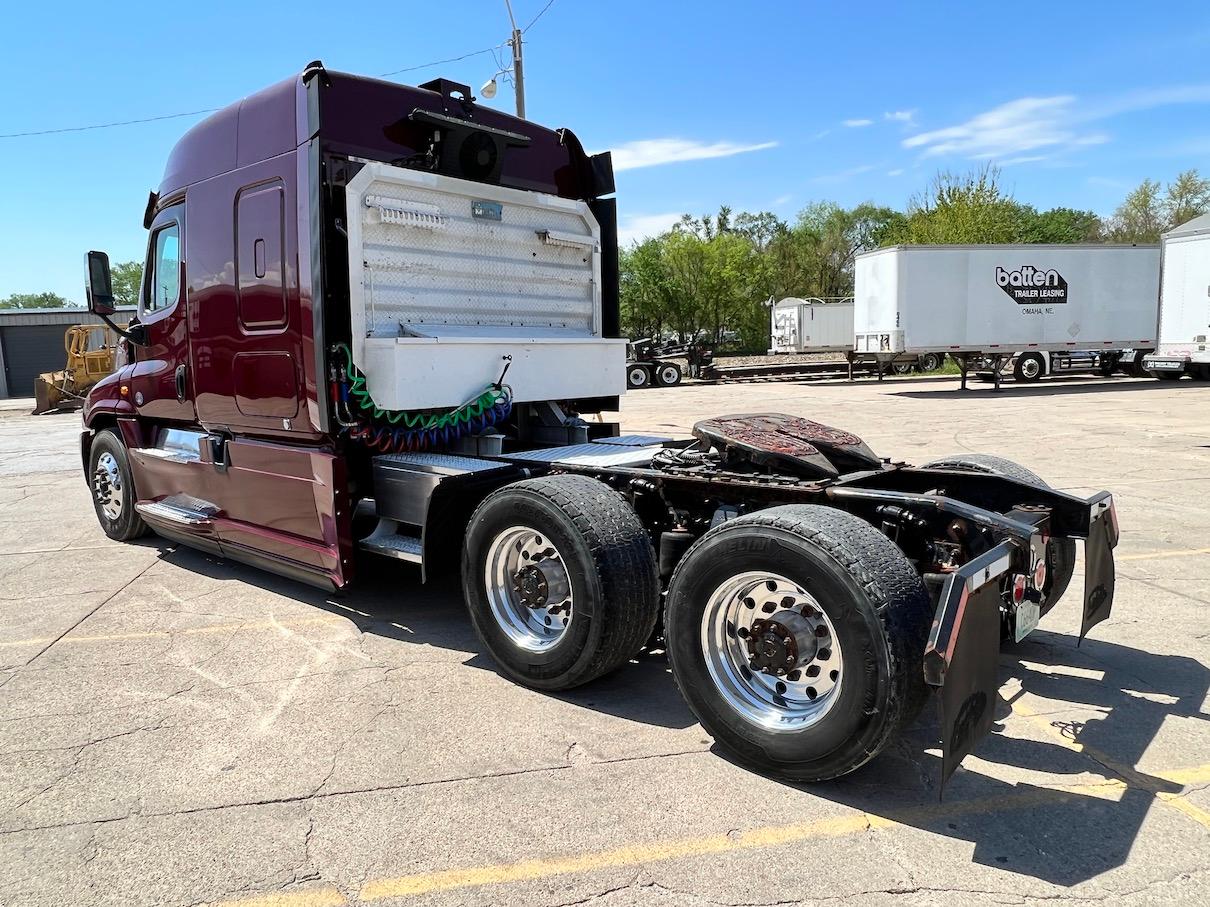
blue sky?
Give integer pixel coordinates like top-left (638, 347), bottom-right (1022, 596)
top-left (2, 0), bottom-right (1209, 302)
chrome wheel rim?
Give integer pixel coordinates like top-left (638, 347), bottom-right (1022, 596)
top-left (1020, 358), bottom-right (1041, 379)
top-left (484, 526), bottom-right (574, 653)
top-left (93, 452), bottom-right (123, 520)
top-left (629, 367), bottom-right (647, 386)
top-left (660, 366), bottom-right (679, 384)
top-left (700, 572), bottom-right (843, 732)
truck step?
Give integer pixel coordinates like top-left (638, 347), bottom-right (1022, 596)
top-left (134, 496), bottom-right (218, 528)
top-left (359, 518), bottom-right (423, 564)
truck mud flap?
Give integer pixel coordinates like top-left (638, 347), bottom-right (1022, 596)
top-left (924, 541), bottom-right (1015, 793)
top-left (1081, 493), bottom-right (1118, 642)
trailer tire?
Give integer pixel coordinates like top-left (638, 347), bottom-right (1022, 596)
top-left (88, 429), bottom-right (148, 542)
top-left (626, 364), bottom-right (651, 389)
top-left (918, 352), bottom-right (944, 373)
top-left (654, 362), bottom-right (683, 387)
top-left (462, 475), bottom-right (660, 691)
top-left (1013, 353), bottom-right (1045, 383)
top-left (922, 454), bottom-right (1076, 615)
top-left (664, 505), bottom-right (932, 782)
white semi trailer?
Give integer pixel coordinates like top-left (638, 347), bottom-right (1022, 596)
top-left (1143, 213), bottom-right (1210, 381)
top-left (769, 297), bottom-right (854, 354)
top-left (853, 244), bottom-right (1161, 387)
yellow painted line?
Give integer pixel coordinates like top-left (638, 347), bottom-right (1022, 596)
top-left (1009, 699), bottom-right (1210, 829)
top-left (356, 781), bottom-right (1119, 903)
top-left (1158, 792), bottom-right (1210, 827)
top-left (0, 615), bottom-right (351, 649)
top-left (211, 766), bottom-right (1202, 906)
top-left (1117, 546), bottom-right (1210, 562)
top-left (214, 888), bottom-right (347, 907)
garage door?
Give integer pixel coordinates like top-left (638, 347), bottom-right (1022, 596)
top-left (1, 324), bottom-right (69, 398)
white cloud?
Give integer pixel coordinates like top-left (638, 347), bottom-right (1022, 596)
top-left (617, 212), bottom-right (683, 246)
top-left (608, 138), bottom-right (777, 172)
top-left (902, 96), bottom-right (1108, 160)
top-left (902, 84), bottom-right (1210, 164)
top-left (842, 118), bottom-right (874, 128)
top-left (884, 110), bottom-right (916, 124)
top-left (887, 168), bottom-right (905, 176)
top-left (772, 194), bottom-right (794, 206)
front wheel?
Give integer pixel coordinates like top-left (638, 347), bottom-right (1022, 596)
top-left (462, 475), bottom-right (660, 691)
top-left (665, 505), bottom-right (932, 781)
top-left (88, 429), bottom-right (148, 542)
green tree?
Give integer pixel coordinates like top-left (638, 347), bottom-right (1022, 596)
top-left (0, 291), bottom-right (69, 310)
top-left (886, 166), bottom-right (1030, 244)
top-left (1163, 169), bottom-right (1210, 229)
top-left (1024, 207), bottom-right (1103, 243)
top-left (111, 261), bottom-right (143, 308)
top-left (1106, 179), bottom-right (1165, 243)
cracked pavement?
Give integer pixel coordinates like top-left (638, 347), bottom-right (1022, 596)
top-left (0, 375), bottom-right (1208, 906)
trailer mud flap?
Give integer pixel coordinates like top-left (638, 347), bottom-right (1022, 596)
top-left (924, 541), bottom-right (1015, 793)
top-left (1081, 496), bottom-right (1118, 642)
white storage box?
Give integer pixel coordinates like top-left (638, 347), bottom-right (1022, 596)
top-left (345, 162), bottom-right (626, 411)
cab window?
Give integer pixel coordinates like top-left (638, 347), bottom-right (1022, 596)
top-left (145, 223), bottom-right (181, 312)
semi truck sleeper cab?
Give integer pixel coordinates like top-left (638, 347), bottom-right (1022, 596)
top-left (80, 62), bottom-right (1119, 787)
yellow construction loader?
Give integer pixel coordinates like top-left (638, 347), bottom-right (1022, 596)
top-left (31, 323), bottom-right (122, 415)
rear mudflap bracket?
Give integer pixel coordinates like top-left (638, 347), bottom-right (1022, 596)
top-left (924, 539), bottom-right (1019, 792)
top-left (923, 490), bottom-right (1119, 790)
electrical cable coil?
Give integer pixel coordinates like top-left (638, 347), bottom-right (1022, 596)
top-left (332, 343), bottom-right (512, 452)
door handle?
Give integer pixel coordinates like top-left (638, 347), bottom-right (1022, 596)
top-left (175, 365), bottom-right (187, 401)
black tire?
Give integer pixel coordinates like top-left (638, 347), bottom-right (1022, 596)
top-left (1149, 370), bottom-right (1183, 381)
top-left (918, 352), bottom-right (944, 372)
top-left (87, 429), bottom-right (148, 542)
top-left (665, 505), bottom-right (933, 782)
top-left (462, 475), bottom-right (660, 691)
top-left (1013, 353), bottom-right (1045, 383)
top-left (654, 361), bottom-right (683, 387)
top-left (891, 361), bottom-right (915, 375)
top-left (626, 364), bottom-right (651, 389)
top-left (922, 454), bottom-right (1076, 615)
top-left (1191, 364), bottom-right (1210, 381)
top-left (1097, 356), bottom-right (1118, 378)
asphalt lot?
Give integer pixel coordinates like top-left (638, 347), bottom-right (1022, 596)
top-left (1, 374), bottom-right (1208, 906)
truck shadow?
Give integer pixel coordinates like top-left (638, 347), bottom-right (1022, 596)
top-left (754, 628), bottom-right (1209, 885)
top-left (892, 378), bottom-right (1191, 399)
top-left (151, 543), bottom-right (1205, 884)
top-left (152, 542), bottom-right (700, 730)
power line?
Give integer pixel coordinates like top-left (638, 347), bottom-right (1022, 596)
top-left (377, 43), bottom-right (508, 78)
top-left (523, 0), bottom-right (557, 31)
top-left (0, 108), bottom-right (221, 139)
top-left (0, 43), bottom-right (512, 140)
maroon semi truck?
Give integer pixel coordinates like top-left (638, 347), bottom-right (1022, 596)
top-left (80, 62), bottom-right (1118, 786)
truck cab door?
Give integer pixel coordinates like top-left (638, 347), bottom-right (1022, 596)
top-left (129, 203), bottom-right (196, 423)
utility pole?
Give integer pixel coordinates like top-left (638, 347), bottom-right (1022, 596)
top-left (504, 0), bottom-right (526, 118)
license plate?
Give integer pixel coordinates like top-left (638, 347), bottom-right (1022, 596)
top-left (1013, 600), bottom-right (1040, 642)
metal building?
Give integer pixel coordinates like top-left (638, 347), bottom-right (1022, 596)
top-left (0, 307), bottom-right (133, 399)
